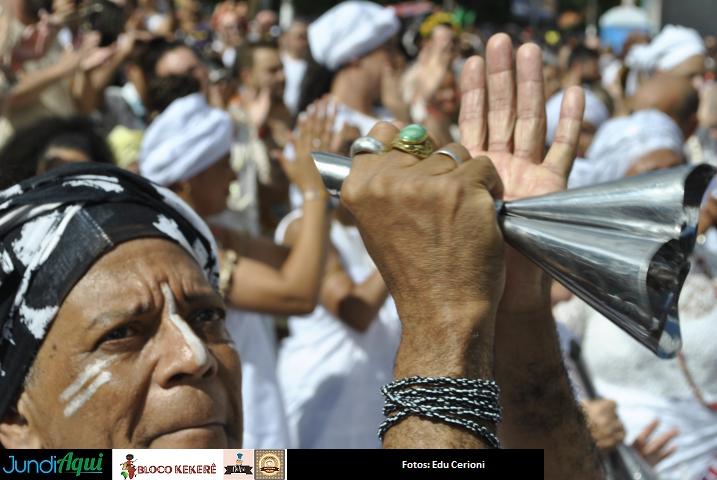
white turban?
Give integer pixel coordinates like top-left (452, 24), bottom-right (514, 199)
top-left (572, 109), bottom-right (683, 187)
top-left (308, 1), bottom-right (400, 71)
top-left (626, 25), bottom-right (705, 73)
top-left (140, 93), bottom-right (234, 186)
top-left (546, 89), bottom-right (609, 145)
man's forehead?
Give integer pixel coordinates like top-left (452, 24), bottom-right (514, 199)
top-left (254, 47), bottom-right (280, 64)
top-left (80, 239), bottom-right (210, 290)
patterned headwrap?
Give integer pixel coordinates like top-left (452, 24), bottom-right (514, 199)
top-left (0, 163), bottom-right (219, 418)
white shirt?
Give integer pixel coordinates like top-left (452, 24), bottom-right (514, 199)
top-left (226, 309), bottom-right (291, 448)
top-left (554, 258), bottom-right (717, 479)
top-left (274, 211), bottom-right (401, 448)
top-left (281, 53), bottom-right (307, 116)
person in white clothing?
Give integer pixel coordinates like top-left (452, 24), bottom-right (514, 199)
top-left (554, 239), bottom-right (717, 479)
top-left (275, 189), bottom-right (400, 448)
top-left (139, 93), bottom-right (334, 448)
top-left (280, 19), bottom-right (309, 116)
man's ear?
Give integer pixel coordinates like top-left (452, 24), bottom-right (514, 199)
top-left (0, 392), bottom-right (42, 448)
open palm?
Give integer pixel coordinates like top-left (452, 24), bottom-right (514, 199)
top-left (458, 34), bottom-right (585, 309)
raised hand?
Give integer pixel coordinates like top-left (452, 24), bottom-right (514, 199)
top-left (459, 34), bottom-right (601, 478)
top-left (279, 97), bottom-right (334, 194)
top-left (458, 33), bottom-right (584, 311)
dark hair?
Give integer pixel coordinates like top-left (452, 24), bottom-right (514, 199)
top-left (22, 0), bottom-right (53, 22)
top-left (0, 116), bottom-right (114, 189)
top-left (135, 38), bottom-right (187, 81)
top-left (296, 55), bottom-right (335, 115)
top-left (568, 45), bottom-right (599, 69)
top-left (146, 74), bottom-right (201, 115)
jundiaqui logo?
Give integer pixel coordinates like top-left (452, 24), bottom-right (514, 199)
top-left (1, 451), bottom-right (104, 477)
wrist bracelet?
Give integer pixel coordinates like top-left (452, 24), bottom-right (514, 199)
top-left (378, 376), bottom-right (502, 448)
top-left (303, 189), bottom-right (327, 203)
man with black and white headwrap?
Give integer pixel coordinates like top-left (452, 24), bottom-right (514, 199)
top-left (0, 162), bottom-right (243, 448)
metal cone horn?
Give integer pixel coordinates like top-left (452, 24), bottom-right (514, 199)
top-left (312, 151), bottom-right (715, 358)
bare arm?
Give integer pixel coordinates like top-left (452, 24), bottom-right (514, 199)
top-left (340, 121), bottom-right (506, 449)
top-left (213, 227), bottom-right (290, 269)
top-left (224, 196), bottom-right (329, 315)
top-left (5, 56), bottom-right (78, 111)
top-left (494, 289), bottom-right (602, 478)
top-left (458, 35), bottom-right (602, 477)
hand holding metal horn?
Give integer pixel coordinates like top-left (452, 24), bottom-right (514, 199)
top-left (312, 147), bottom-right (715, 358)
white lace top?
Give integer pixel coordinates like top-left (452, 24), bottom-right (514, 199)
top-left (554, 251), bottom-right (717, 479)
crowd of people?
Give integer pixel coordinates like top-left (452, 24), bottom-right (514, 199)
top-left (0, 0), bottom-right (716, 478)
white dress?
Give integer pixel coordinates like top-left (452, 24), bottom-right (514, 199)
top-left (554, 248), bottom-right (717, 479)
top-left (274, 212), bottom-right (401, 448)
top-left (226, 309), bottom-right (291, 448)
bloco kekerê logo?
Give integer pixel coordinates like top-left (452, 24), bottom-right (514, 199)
top-left (120, 454), bottom-right (137, 479)
top-left (2, 451), bottom-right (104, 476)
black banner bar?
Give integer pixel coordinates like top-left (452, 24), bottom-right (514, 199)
top-left (287, 449), bottom-right (543, 479)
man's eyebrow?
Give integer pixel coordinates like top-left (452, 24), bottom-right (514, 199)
top-left (181, 290), bottom-right (224, 308)
top-left (87, 303), bottom-right (154, 330)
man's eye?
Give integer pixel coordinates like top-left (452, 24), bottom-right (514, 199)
top-left (99, 325), bottom-right (136, 344)
top-left (191, 308), bottom-right (226, 325)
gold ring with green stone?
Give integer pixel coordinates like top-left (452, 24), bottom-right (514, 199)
top-left (390, 124), bottom-right (435, 159)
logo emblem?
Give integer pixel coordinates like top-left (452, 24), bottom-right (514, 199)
top-left (223, 452), bottom-right (253, 475)
top-left (120, 454), bottom-right (137, 479)
top-left (254, 450), bottom-right (284, 480)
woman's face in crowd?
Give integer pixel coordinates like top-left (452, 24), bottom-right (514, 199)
top-left (1, 239), bottom-right (242, 448)
top-left (156, 47), bottom-right (209, 97)
top-left (185, 154), bottom-right (235, 218)
top-left (250, 47), bottom-right (286, 101)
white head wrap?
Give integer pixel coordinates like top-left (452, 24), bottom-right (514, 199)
top-left (308, 1), bottom-right (400, 71)
top-left (626, 25), bottom-right (705, 73)
top-left (573, 109), bottom-right (683, 187)
top-left (140, 93), bottom-right (234, 186)
top-left (546, 89), bottom-right (609, 145)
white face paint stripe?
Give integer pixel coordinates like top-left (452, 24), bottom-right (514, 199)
top-left (63, 371), bottom-right (112, 417)
top-left (60, 357), bottom-right (112, 402)
top-left (160, 283), bottom-right (209, 367)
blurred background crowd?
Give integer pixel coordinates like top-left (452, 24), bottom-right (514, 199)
top-left (1, 0), bottom-right (716, 478)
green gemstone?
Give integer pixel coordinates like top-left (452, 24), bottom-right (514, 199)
top-left (399, 124), bottom-right (428, 144)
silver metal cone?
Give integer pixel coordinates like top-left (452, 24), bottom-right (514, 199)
top-left (500, 215), bottom-right (686, 358)
top-left (501, 164), bottom-right (714, 358)
top-left (312, 151), bottom-right (716, 357)
top-left (311, 151), bottom-right (352, 197)
top-left (503, 165), bottom-right (714, 241)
